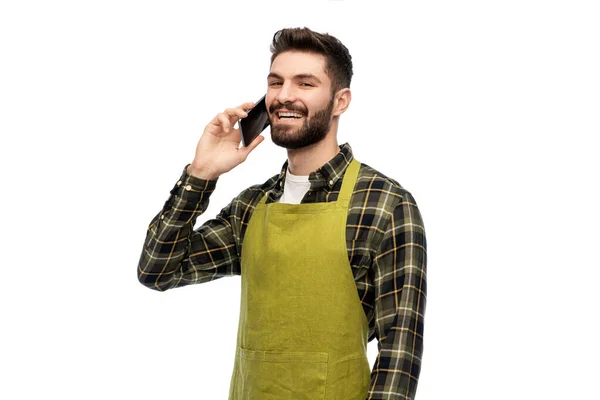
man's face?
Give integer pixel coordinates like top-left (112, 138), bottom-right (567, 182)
top-left (266, 51), bottom-right (336, 150)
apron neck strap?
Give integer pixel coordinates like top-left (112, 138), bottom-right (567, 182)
top-left (260, 157), bottom-right (360, 206)
top-left (337, 157), bottom-right (360, 205)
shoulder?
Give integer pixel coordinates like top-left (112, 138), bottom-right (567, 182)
top-left (350, 161), bottom-right (424, 241)
top-left (355, 161), bottom-right (417, 205)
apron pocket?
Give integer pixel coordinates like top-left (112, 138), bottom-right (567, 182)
top-left (234, 346), bottom-right (329, 400)
top-left (330, 353), bottom-right (371, 400)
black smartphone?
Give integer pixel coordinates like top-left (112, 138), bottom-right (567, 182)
top-left (239, 95), bottom-right (270, 147)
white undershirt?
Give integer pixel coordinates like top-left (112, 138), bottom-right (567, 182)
top-left (276, 166), bottom-right (310, 204)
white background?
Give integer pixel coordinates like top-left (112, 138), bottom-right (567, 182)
top-left (1, 0), bottom-right (599, 399)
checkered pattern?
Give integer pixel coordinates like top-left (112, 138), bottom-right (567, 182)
top-left (138, 142), bottom-right (427, 399)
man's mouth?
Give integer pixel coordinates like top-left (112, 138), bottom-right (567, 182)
top-left (275, 110), bottom-right (305, 121)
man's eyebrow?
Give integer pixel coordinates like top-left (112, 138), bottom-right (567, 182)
top-left (267, 72), bottom-right (322, 84)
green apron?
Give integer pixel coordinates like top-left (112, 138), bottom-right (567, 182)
top-left (228, 158), bottom-right (371, 400)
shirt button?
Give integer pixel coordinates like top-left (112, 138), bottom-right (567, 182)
top-left (160, 215), bottom-right (165, 219)
top-left (329, 179), bottom-right (334, 186)
top-left (185, 184), bottom-right (192, 191)
top-left (177, 180), bottom-right (182, 186)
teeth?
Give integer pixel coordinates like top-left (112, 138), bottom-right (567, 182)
top-left (278, 112), bottom-right (303, 118)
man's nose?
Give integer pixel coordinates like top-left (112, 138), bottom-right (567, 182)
top-left (276, 82), bottom-right (297, 105)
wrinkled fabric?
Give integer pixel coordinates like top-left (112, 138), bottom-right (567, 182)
top-left (229, 158), bottom-right (370, 400)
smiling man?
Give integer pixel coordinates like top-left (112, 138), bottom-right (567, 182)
top-left (267, 53), bottom-right (337, 151)
top-left (138, 27), bottom-right (427, 400)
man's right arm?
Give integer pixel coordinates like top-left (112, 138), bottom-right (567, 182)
top-left (137, 100), bottom-right (265, 291)
top-left (137, 163), bottom-right (240, 291)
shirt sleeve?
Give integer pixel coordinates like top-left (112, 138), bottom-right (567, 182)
top-left (137, 163), bottom-right (241, 291)
top-left (367, 191), bottom-right (427, 399)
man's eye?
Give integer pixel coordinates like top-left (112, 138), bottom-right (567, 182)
top-left (269, 82), bottom-right (282, 86)
top-left (300, 83), bottom-right (313, 87)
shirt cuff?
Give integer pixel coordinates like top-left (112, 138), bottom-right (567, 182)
top-left (169, 163), bottom-right (218, 196)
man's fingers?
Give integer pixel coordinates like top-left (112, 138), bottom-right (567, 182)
top-left (243, 135), bottom-right (264, 155)
top-left (224, 107), bottom-right (248, 121)
top-left (240, 136), bottom-right (258, 157)
top-left (209, 102), bottom-right (255, 133)
top-left (238, 101), bottom-right (255, 112)
top-left (218, 113), bottom-right (231, 131)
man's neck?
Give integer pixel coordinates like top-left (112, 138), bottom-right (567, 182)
top-left (286, 135), bottom-right (339, 176)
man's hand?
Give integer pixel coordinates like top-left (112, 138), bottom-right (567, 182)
top-left (187, 101), bottom-right (265, 179)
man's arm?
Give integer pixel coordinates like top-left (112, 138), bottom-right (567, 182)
top-left (137, 163), bottom-right (240, 291)
top-left (367, 191), bottom-right (427, 399)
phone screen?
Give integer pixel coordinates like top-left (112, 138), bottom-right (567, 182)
top-left (239, 95), bottom-right (270, 147)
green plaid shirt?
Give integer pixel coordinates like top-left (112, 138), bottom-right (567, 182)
top-left (138, 142), bottom-right (427, 400)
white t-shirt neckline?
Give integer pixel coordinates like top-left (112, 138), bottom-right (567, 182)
top-left (276, 166), bottom-right (310, 204)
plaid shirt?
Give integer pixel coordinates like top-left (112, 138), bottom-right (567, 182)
top-left (138, 142), bottom-right (427, 400)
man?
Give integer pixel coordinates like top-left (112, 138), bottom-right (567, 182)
top-left (138, 27), bottom-right (427, 400)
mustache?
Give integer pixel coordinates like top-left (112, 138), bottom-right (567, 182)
top-left (269, 103), bottom-right (306, 114)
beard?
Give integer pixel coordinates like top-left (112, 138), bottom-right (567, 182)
top-left (268, 97), bottom-right (335, 150)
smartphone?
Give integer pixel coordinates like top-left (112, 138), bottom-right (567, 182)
top-left (239, 95), bottom-right (270, 147)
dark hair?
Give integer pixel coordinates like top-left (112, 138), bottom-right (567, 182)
top-left (270, 27), bottom-right (353, 95)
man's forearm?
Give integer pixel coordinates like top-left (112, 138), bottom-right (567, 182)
top-left (138, 164), bottom-right (221, 291)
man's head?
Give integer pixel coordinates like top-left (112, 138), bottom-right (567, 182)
top-left (266, 27), bottom-right (353, 150)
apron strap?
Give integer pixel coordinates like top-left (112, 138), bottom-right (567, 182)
top-left (337, 157), bottom-right (360, 205)
top-left (259, 157), bottom-right (360, 206)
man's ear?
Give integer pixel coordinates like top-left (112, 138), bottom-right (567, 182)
top-left (332, 88), bottom-right (352, 117)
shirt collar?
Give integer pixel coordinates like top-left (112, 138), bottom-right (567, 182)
top-left (275, 142), bottom-right (354, 192)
